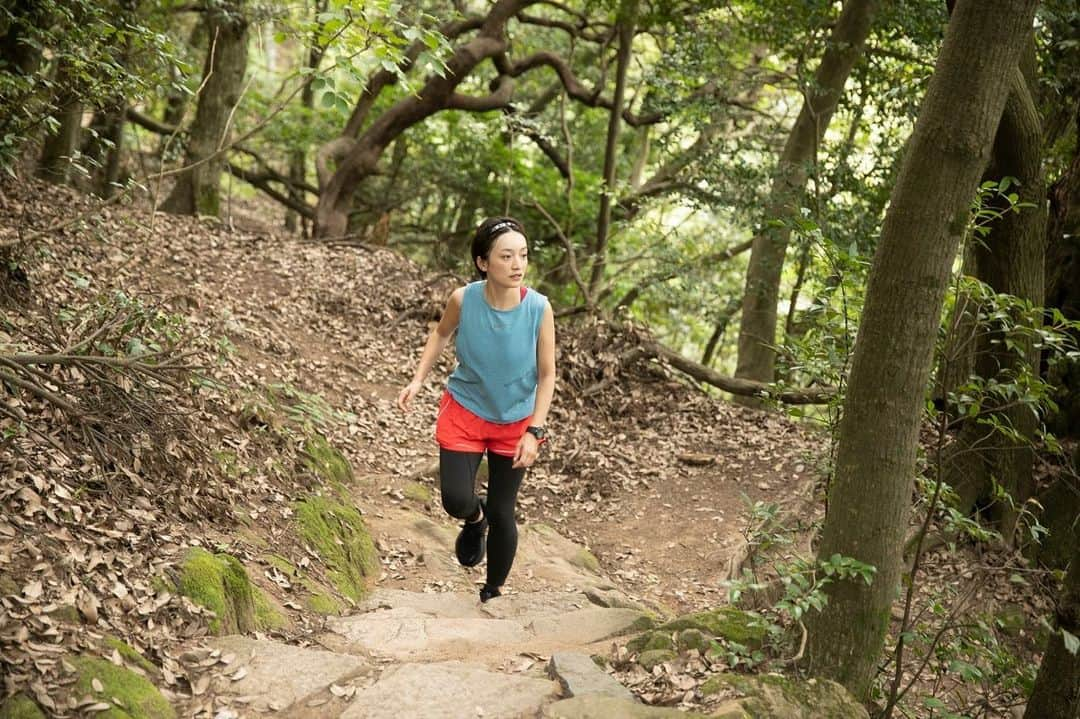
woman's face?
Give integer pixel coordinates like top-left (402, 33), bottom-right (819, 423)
top-left (478, 231), bottom-right (528, 286)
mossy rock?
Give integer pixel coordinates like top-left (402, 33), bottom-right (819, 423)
top-left (0, 694), bottom-right (46, 719)
top-left (569, 548), bottom-right (601, 573)
top-left (177, 548), bottom-right (280, 634)
top-left (302, 435), bottom-right (354, 488)
top-left (71, 655), bottom-right (176, 718)
top-left (676, 628), bottom-right (709, 653)
top-left (659, 607), bottom-right (766, 648)
top-left (103, 637), bottom-right (156, 674)
top-left (626, 630), bottom-right (675, 654)
top-left (699, 673), bottom-right (868, 719)
top-left (294, 495), bottom-right (377, 602)
top-left (403, 481), bottom-right (432, 504)
top-left (637, 649), bottom-right (677, 671)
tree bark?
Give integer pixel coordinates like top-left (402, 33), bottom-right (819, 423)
top-left (589, 0), bottom-right (637, 298)
top-left (37, 61), bottom-right (84, 184)
top-left (803, 0), bottom-right (1039, 699)
top-left (285, 0), bottom-right (327, 234)
top-left (945, 51), bottom-right (1045, 542)
top-left (161, 0), bottom-right (249, 216)
top-left (1024, 554), bottom-right (1080, 719)
top-left (733, 0), bottom-right (879, 400)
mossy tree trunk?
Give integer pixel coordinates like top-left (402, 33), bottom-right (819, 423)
top-left (802, 0), bottom-right (1040, 699)
top-left (1025, 553), bottom-right (1080, 718)
top-left (945, 46), bottom-right (1046, 542)
top-left (162, 0), bottom-right (249, 216)
top-left (733, 0), bottom-right (879, 401)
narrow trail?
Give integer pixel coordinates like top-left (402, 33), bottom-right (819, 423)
top-left (4, 183), bottom-right (825, 717)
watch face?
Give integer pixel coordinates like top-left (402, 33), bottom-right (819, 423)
top-left (528, 426), bottom-right (546, 440)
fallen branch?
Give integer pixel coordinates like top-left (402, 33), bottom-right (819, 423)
top-left (639, 341), bottom-right (836, 405)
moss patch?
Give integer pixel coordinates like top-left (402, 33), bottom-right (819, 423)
top-left (637, 649), bottom-right (677, 670)
top-left (570, 548), bottom-right (601, 573)
top-left (0, 574), bottom-right (19, 596)
top-left (178, 548), bottom-right (275, 634)
top-left (303, 435), bottom-right (354, 488)
top-left (659, 607), bottom-right (766, 647)
top-left (626, 631), bottom-right (675, 654)
top-left (253, 592), bottom-right (286, 630)
top-left (294, 495), bottom-right (378, 602)
top-left (403, 481), bottom-right (432, 503)
top-left (700, 673), bottom-right (868, 718)
top-left (0, 694), bottom-right (46, 719)
top-left (104, 637), bottom-right (157, 674)
top-left (71, 655), bottom-right (176, 718)
top-left (264, 553), bottom-right (342, 615)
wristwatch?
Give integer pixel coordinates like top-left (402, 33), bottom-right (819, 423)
top-left (526, 425), bottom-right (547, 441)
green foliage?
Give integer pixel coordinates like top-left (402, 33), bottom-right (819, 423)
top-left (725, 497), bottom-right (876, 667)
top-left (0, 0), bottom-right (180, 171)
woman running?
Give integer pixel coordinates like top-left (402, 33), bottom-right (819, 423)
top-left (397, 216), bottom-right (556, 602)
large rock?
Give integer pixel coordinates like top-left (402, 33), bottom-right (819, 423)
top-left (210, 636), bottom-right (369, 713)
top-left (330, 590), bottom-right (648, 660)
top-left (342, 661), bottom-right (555, 718)
top-left (700, 673), bottom-right (869, 718)
top-left (548, 652), bottom-right (635, 701)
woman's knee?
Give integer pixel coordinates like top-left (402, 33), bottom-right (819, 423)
top-left (441, 490), bottom-right (476, 519)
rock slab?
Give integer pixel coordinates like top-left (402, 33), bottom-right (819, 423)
top-left (542, 694), bottom-right (713, 718)
top-left (341, 661), bottom-right (555, 719)
top-left (209, 636), bottom-right (368, 712)
top-left (548, 652), bottom-right (635, 701)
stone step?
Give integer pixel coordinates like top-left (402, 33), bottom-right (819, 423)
top-left (328, 590), bottom-right (648, 661)
top-left (340, 660), bottom-right (556, 719)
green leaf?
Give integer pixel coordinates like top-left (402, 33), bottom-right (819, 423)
top-left (1063, 629), bottom-right (1079, 656)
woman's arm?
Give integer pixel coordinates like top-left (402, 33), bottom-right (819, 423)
top-left (514, 301), bottom-right (556, 467)
top-left (397, 288), bottom-right (464, 412)
top-left (530, 301), bottom-right (556, 427)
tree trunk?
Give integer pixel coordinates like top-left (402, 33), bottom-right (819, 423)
top-left (589, 0), bottom-right (638, 298)
top-left (1024, 554), bottom-right (1080, 719)
top-left (37, 62), bottom-right (84, 184)
top-left (285, 0), bottom-right (326, 234)
top-left (945, 52), bottom-right (1045, 541)
top-left (803, 0), bottom-right (1039, 699)
top-left (733, 0), bottom-right (879, 401)
top-left (161, 1), bottom-right (249, 216)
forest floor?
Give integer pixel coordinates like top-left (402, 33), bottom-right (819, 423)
top-left (0, 178), bottom-right (1059, 718)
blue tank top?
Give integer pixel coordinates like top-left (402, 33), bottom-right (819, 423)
top-left (447, 281), bottom-right (547, 423)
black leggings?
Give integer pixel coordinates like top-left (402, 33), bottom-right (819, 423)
top-left (439, 448), bottom-right (526, 588)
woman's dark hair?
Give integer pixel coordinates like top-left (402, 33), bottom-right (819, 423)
top-left (471, 216), bottom-right (526, 279)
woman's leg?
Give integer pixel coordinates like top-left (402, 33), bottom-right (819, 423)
top-left (439, 448), bottom-right (484, 520)
top-left (483, 453), bottom-right (526, 591)
top-left (440, 448), bottom-right (488, 567)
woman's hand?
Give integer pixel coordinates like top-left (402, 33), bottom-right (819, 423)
top-left (513, 433), bottom-right (540, 468)
top-left (397, 381), bottom-right (422, 412)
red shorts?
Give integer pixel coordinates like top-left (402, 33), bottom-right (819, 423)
top-left (435, 391), bottom-right (532, 457)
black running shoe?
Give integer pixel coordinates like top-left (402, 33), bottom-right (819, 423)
top-left (479, 584), bottom-right (501, 603)
top-left (454, 499), bottom-right (487, 567)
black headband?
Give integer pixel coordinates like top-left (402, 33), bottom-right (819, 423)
top-left (486, 220), bottom-right (521, 238)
